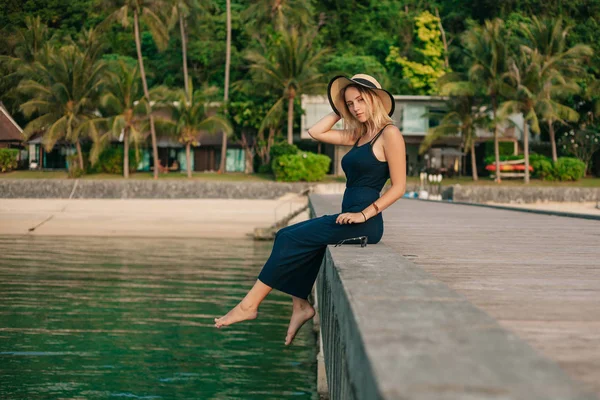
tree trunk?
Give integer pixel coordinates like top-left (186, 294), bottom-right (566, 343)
top-left (435, 8), bottom-right (449, 69)
top-left (287, 92), bottom-right (295, 144)
top-left (179, 12), bottom-right (189, 103)
top-left (76, 140), bottom-right (84, 171)
top-left (524, 121), bottom-right (530, 184)
top-left (219, 0), bottom-right (231, 174)
top-left (492, 96), bottom-right (501, 183)
top-left (548, 120), bottom-right (558, 162)
top-left (470, 141), bottom-right (478, 181)
top-left (134, 10), bottom-right (159, 180)
top-left (124, 129), bottom-right (129, 178)
top-left (241, 132), bottom-right (254, 174)
top-left (186, 142), bottom-right (192, 178)
top-left (267, 128), bottom-right (275, 163)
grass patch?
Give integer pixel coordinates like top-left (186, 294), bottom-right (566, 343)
top-left (0, 170), bottom-right (347, 183)
top-left (1, 170), bottom-right (597, 186)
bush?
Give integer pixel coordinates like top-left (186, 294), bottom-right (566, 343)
top-left (553, 157), bottom-right (586, 181)
top-left (259, 142), bottom-right (299, 175)
top-left (529, 153), bottom-right (553, 180)
top-left (89, 146), bottom-right (137, 175)
top-left (269, 142), bottom-right (299, 160)
top-left (0, 149), bottom-right (19, 172)
top-left (272, 152), bottom-right (331, 182)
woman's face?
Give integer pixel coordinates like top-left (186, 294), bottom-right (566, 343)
top-left (344, 86), bottom-right (369, 123)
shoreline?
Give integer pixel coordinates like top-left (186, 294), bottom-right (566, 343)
top-left (0, 198), bottom-right (312, 238)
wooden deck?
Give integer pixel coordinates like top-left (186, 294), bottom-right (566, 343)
top-left (320, 196), bottom-right (600, 397)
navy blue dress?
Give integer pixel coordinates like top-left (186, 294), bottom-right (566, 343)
top-left (257, 125), bottom-right (392, 299)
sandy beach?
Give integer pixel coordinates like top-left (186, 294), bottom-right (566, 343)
top-left (0, 196), bottom-right (312, 238)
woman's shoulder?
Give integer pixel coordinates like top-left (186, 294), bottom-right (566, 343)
top-left (382, 124), bottom-right (403, 139)
top-left (381, 124), bottom-right (405, 150)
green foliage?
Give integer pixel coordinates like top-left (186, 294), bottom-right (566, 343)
top-left (529, 153), bottom-right (553, 179)
top-left (272, 152), bottom-right (331, 182)
top-left (484, 141), bottom-right (515, 157)
top-left (321, 54), bottom-right (388, 82)
top-left (269, 142), bottom-right (298, 160)
top-left (559, 129), bottom-right (600, 172)
top-left (0, 149), bottom-right (19, 172)
top-left (3, 0), bottom-right (600, 182)
top-left (385, 11), bottom-right (448, 95)
top-left (89, 146), bottom-right (137, 174)
top-left (553, 157), bottom-right (586, 181)
top-left (260, 142), bottom-right (299, 174)
top-left (483, 152), bottom-right (585, 181)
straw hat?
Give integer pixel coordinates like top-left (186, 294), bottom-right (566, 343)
top-left (327, 74), bottom-right (395, 117)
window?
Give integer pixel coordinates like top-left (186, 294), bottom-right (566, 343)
top-left (402, 104), bottom-right (427, 134)
top-left (428, 107), bottom-right (446, 129)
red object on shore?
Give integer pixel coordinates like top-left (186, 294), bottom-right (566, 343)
top-left (485, 164), bottom-right (534, 172)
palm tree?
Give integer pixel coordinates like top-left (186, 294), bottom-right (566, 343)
top-left (1, 16), bottom-right (50, 68)
top-left (153, 81), bottom-right (232, 178)
top-left (101, 0), bottom-right (170, 179)
top-left (241, 0), bottom-right (314, 33)
top-left (92, 60), bottom-right (148, 178)
top-left (420, 96), bottom-right (489, 181)
top-left (460, 19), bottom-right (512, 183)
top-left (246, 28), bottom-right (328, 144)
top-left (518, 17), bottom-right (592, 162)
top-left (17, 44), bottom-right (106, 170)
top-left (219, 0), bottom-right (231, 173)
top-left (0, 16), bottom-right (54, 114)
top-left (167, 0), bottom-right (212, 101)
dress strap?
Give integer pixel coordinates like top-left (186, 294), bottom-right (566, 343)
top-left (369, 124), bottom-right (394, 145)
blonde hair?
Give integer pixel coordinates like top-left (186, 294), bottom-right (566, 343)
top-left (339, 84), bottom-right (393, 141)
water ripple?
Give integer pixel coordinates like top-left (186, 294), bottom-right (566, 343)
top-left (0, 236), bottom-right (318, 399)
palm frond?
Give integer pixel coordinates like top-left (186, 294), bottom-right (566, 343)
top-left (142, 8), bottom-right (169, 51)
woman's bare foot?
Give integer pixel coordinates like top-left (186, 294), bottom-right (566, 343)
top-left (285, 300), bottom-right (316, 346)
top-left (214, 302), bottom-right (258, 328)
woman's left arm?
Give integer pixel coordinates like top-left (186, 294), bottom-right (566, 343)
top-left (362, 125), bottom-right (406, 219)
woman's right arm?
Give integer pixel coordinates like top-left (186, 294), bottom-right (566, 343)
top-left (307, 112), bottom-right (355, 146)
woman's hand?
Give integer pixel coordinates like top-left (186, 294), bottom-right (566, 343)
top-left (335, 212), bottom-right (366, 224)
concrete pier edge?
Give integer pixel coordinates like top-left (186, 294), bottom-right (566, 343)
top-left (309, 193), bottom-right (596, 400)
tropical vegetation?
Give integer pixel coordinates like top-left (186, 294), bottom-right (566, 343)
top-left (1, 0), bottom-right (600, 182)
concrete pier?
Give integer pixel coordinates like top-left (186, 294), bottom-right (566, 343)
top-left (310, 194), bottom-right (599, 400)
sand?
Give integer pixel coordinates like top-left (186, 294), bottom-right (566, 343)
top-left (0, 197), bottom-right (311, 238)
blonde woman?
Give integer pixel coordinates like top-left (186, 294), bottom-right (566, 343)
top-left (215, 74), bottom-right (406, 345)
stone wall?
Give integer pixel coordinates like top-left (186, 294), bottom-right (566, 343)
top-left (447, 184), bottom-right (600, 203)
top-left (0, 179), bottom-right (313, 199)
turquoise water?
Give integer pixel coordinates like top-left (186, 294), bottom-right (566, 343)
top-left (0, 237), bottom-right (318, 400)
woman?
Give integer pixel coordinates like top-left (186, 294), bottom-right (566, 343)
top-left (214, 74), bottom-right (406, 345)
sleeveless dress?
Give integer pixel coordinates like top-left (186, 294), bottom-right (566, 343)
top-left (257, 125), bottom-right (393, 299)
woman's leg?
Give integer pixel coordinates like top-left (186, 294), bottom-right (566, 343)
top-left (285, 296), bottom-right (316, 346)
top-left (214, 279), bottom-right (273, 328)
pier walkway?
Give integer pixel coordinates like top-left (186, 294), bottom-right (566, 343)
top-left (310, 194), bottom-right (599, 400)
